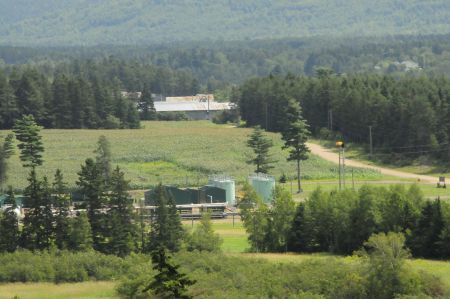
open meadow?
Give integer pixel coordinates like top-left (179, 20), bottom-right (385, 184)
top-left (2, 121), bottom-right (381, 190)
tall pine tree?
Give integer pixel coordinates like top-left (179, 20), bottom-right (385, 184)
top-left (107, 166), bottom-right (137, 257)
top-left (280, 99), bottom-right (310, 193)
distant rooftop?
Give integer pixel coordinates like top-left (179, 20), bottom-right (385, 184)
top-left (154, 101), bottom-right (232, 112)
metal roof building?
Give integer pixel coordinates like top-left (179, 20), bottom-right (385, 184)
top-left (154, 101), bottom-right (233, 120)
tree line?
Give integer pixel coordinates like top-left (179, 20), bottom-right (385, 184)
top-left (239, 72), bottom-right (450, 162)
top-left (241, 182), bottom-right (450, 260)
top-left (0, 58), bottom-right (200, 129)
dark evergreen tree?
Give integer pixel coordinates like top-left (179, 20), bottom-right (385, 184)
top-left (68, 212), bottom-right (93, 251)
top-left (0, 186), bottom-right (19, 252)
top-left (138, 84), bottom-right (156, 120)
top-left (143, 247), bottom-right (195, 299)
top-left (288, 203), bottom-right (309, 252)
top-left (0, 133), bottom-right (15, 187)
top-left (280, 99), bottom-right (310, 192)
top-left (246, 126), bottom-right (275, 174)
top-left (52, 74), bottom-right (71, 128)
top-left (0, 71), bottom-right (18, 129)
top-left (13, 114), bottom-right (44, 169)
top-left (94, 135), bottom-right (112, 185)
top-left (408, 199), bottom-right (444, 258)
top-left (147, 185), bottom-right (184, 253)
top-left (14, 70), bottom-right (45, 123)
top-left (77, 158), bottom-right (107, 252)
top-left (21, 172), bottom-right (54, 250)
top-left (107, 166), bottom-right (137, 257)
top-left (53, 169), bottom-right (71, 250)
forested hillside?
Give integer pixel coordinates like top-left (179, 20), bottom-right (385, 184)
top-left (2, 35), bottom-right (450, 90)
top-left (0, 0), bottom-right (450, 46)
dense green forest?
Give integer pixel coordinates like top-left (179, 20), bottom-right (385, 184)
top-left (2, 34), bottom-right (450, 91)
top-left (239, 73), bottom-right (450, 163)
top-left (1, 1), bottom-right (450, 46)
top-left (0, 58), bottom-right (199, 129)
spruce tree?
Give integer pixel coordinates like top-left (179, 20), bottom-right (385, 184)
top-left (0, 133), bottom-right (15, 187)
top-left (246, 126), bottom-right (275, 174)
top-left (143, 247), bottom-right (195, 299)
top-left (147, 185), bottom-right (184, 253)
top-left (13, 114), bottom-right (44, 169)
top-left (107, 166), bottom-right (137, 257)
top-left (408, 199), bottom-right (444, 258)
top-left (0, 186), bottom-right (19, 252)
top-left (77, 158), bottom-right (106, 252)
top-left (68, 212), bottom-right (93, 251)
top-left (138, 85), bottom-right (156, 120)
top-left (21, 172), bottom-right (54, 250)
top-left (0, 71), bottom-right (19, 129)
top-left (53, 169), bottom-right (71, 250)
top-left (280, 99), bottom-right (310, 193)
top-left (94, 135), bottom-right (112, 185)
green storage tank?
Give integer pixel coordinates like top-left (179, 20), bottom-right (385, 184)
top-left (249, 173), bottom-right (276, 203)
top-left (208, 176), bottom-right (235, 205)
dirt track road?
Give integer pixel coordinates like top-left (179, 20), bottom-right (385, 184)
top-left (307, 143), bottom-right (438, 184)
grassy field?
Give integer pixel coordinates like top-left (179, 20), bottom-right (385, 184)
top-left (2, 121), bottom-right (380, 190)
top-left (0, 281), bottom-right (118, 299)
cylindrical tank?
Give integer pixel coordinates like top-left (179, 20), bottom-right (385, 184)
top-left (208, 175), bottom-right (236, 205)
top-left (248, 173), bottom-right (276, 203)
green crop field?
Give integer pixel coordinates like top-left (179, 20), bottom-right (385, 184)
top-left (2, 121), bottom-right (381, 190)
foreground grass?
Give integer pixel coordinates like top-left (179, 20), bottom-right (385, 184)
top-left (0, 281), bottom-right (118, 299)
top-left (3, 121), bottom-right (380, 189)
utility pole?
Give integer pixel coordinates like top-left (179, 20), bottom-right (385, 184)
top-left (369, 126), bottom-right (373, 158)
top-left (336, 141), bottom-right (345, 190)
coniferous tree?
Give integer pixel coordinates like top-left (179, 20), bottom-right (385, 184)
top-left (246, 126), bottom-right (275, 174)
top-left (53, 169), bottom-right (71, 250)
top-left (0, 186), bottom-right (19, 252)
top-left (288, 203), bottom-right (309, 252)
top-left (107, 166), bottom-right (137, 257)
top-left (0, 71), bottom-right (19, 129)
top-left (0, 133), bottom-right (14, 187)
top-left (14, 70), bottom-right (45, 123)
top-left (147, 185), bottom-right (184, 253)
top-left (280, 99), bottom-right (310, 192)
top-left (52, 74), bottom-right (71, 128)
top-left (68, 212), bottom-right (93, 251)
top-left (21, 172), bottom-right (54, 250)
top-left (138, 85), bottom-right (156, 120)
top-left (13, 114), bottom-right (44, 169)
top-left (77, 158), bottom-right (106, 252)
top-left (408, 199), bottom-right (444, 258)
top-left (143, 246), bottom-right (195, 299)
top-left (94, 135), bottom-right (112, 185)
